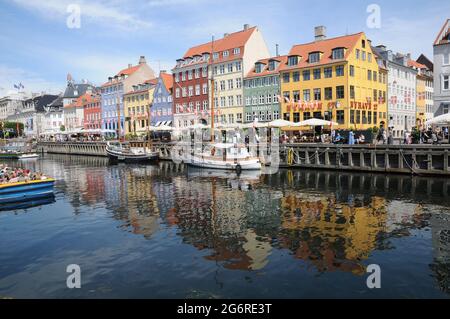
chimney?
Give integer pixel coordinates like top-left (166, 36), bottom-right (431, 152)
top-left (276, 44), bottom-right (279, 57)
top-left (243, 24), bottom-right (250, 31)
top-left (314, 26), bottom-right (327, 41)
top-left (128, 64), bottom-right (132, 68)
top-left (139, 56), bottom-right (146, 65)
top-left (224, 33), bottom-right (229, 38)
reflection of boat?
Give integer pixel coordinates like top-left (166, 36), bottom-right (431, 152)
top-left (0, 179), bottom-right (56, 203)
top-left (188, 143), bottom-right (261, 172)
top-left (106, 142), bottom-right (159, 163)
top-left (0, 195), bottom-right (55, 211)
top-left (187, 166), bottom-right (261, 180)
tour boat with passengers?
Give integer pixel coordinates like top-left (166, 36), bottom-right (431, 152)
top-left (0, 177), bottom-right (56, 204)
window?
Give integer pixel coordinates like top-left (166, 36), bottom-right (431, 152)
top-left (292, 71), bottom-right (300, 82)
top-left (293, 113), bottom-right (300, 123)
top-left (309, 52), bottom-right (320, 63)
top-left (233, 48), bottom-right (240, 55)
top-left (220, 97), bottom-right (226, 107)
top-left (236, 61), bottom-right (242, 71)
top-left (303, 89), bottom-right (311, 101)
top-left (228, 63), bottom-right (234, 73)
top-left (336, 86), bottom-right (345, 99)
top-left (283, 73), bottom-right (290, 83)
top-left (368, 53), bottom-right (372, 63)
top-left (336, 66), bottom-right (344, 77)
top-left (202, 84), bottom-right (208, 95)
top-left (220, 81), bottom-right (226, 91)
top-left (303, 70), bottom-right (311, 81)
top-left (444, 54), bottom-right (450, 65)
top-left (356, 49), bottom-right (360, 60)
top-left (444, 75), bottom-right (450, 90)
top-left (236, 95), bottom-right (242, 106)
top-left (228, 79), bottom-right (234, 90)
top-left (350, 86), bottom-right (355, 99)
top-left (367, 70), bottom-right (372, 81)
top-left (362, 51), bottom-right (366, 61)
top-left (223, 50), bottom-right (229, 58)
top-left (288, 55), bottom-right (299, 66)
top-left (303, 112), bottom-right (311, 120)
top-left (314, 88), bottom-right (321, 101)
top-left (324, 67), bottom-right (332, 78)
top-left (188, 70), bottom-right (193, 80)
top-left (188, 86), bottom-right (194, 96)
top-left (202, 66), bottom-right (208, 77)
top-left (350, 110), bottom-right (355, 124)
top-left (332, 48), bottom-right (345, 60)
top-left (259, 95), bottom-right (265, 104)
top-left (195, 68), bottom-right (200, 78)
top-left (236, 78), bottom-right (242, 89)
top-left (313, 68), bottom-right (321, 80)
top-left (228, 96), bottom-right (234, 106)
top-left (255, 63), bottom-right (263, 73)
top-left (336, 110), bottom-right (344, 124)
top-left (283, 91), bottom-right (290, 102)
top-left (325, 87), bottom-right (333, 100)
top-left (350, 65), bottom-right (355, 77)
top-left (175, 73), bottom-right (179, 82)
top-left (220, 65), bottom-right (225, 74)
top-left (293, 90), bottom-right (300, 102)
top-left (268, 60), bottom-right (276, 71)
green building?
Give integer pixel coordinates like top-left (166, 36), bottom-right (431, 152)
top-left (243, 56), bottom-right (287, 123)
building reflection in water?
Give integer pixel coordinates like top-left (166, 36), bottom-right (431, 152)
top-left (14, 155), bottom-right (450, 290)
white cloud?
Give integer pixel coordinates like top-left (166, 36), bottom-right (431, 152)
top-left (10, 0), bottom-right (152, 30)
top-left (0, 65), bottom-right (64, 96)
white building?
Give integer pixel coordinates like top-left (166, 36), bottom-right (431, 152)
top-left (0, 91), bottom-right (28, 120)
top-left (43, 95), bottom-right (64, 135)
top-left (374, 46), bottom-right (418, 138)
top-left (433, 19), bottom-right (450, 116)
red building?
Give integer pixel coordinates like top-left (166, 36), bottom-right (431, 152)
top-left (83, 92), bottom-right (102, 130)
top-left (172, 51), bottom-right (210, 129)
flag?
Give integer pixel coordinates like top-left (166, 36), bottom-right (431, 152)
top-left (14, 84), bottom-right (19, 89)
top-left (19, 83), bottom-right (24, 89)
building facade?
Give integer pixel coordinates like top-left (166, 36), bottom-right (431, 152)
top-left (83, 92), bottom-right (102, 130)
top-left (172, 52), bottom-right (210, 129)
top-left (123, 79), bottom-right (157, 136)
top-left (243, 56), bottom-right (286, 123)
top-left (101, 56), bottom-right (156, 136)
top-left (0, 92), bottom-right (28, 121)
top-left (433, 19), bottom-right (450, 116)
top-left (409, 59), bottom-right (434, 127)
top-left (374, 46), bottom-right (418, 137)
top-left (151, 71), bottom-right (174, 126)
top-left (43, 95), bottom-right (64, 134)
top-left (280, 27), bottom-right (388, 130)
top-left (173, 24), bottom-right (270, 128)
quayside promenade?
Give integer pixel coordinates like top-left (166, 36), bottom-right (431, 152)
top-left (36, 141), bottom-right (450, 176)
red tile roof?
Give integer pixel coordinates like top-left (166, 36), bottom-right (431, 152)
top-left (160, 72), bottom-right (173, 91)
top-left (246, 56), bottom-right (288, 78)
top-left (183, 26), bottom-right (256, 58)
top-left (116, 65), bottom-right (140, 76)
top-left (434, 19), bottom-right (450, 46)
top-left (408, 60), bottom-right (427, 69)
top-left (281, 33), bottom-right (363, 71)
top-left (65, 93), bottom-right (94, 109)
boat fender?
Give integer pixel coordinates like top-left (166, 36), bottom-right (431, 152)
top-left (236, 164), bottom-right (242, 175)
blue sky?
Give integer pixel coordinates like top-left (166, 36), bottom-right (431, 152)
top-left (0, 0), bottom-right (448, 96)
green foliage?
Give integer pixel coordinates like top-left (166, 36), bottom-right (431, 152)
top-left (60, 125), bottom-right (66, 132)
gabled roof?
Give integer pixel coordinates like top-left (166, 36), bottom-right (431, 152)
top-left (183, 26), bottom-right (257, 59)
top-left (408, 60), bottom-right (427, 70)
top-left (281, 33), bottom-right (363, 71)
top-left (116, 65), bottom-right (140, 77)
top-left (246, 55), bottom-right (288, 78)
top-left (47, 95), bottom-right (63, 108)
top-left (65, 93), bottom-right (94, 109)
top-left (159, 72), bottom-right (173, 91)
top-left (434, 19), bottom-right (450, 46)
top-left (417, 54), bottom-right (434, 72)
top-left (24, 95), bottom-right (59, 112)
top-left (63, 83), bottom-right (94, 99)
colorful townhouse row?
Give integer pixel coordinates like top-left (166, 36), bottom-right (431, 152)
top-left (4, 21), bottom-right (450, 139)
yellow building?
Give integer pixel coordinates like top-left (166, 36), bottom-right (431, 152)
top-left (279, 29), bottom-right (388, 131)
top-left (123, 79), bottom-right (157, 136)
top-left (416, 74), bottom-right (427, 127)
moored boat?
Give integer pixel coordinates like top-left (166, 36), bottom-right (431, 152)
top-left (106, 141), bottom-right (159, 163)
top-left (0, 178), bottom-right (56, 203)
top-left (187, 143), bottom-right (261, 172)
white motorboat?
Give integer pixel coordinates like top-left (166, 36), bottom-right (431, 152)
top-left (18, 153), bottom-right (39, 160)
top-left (187, 143), bottom-right (261, 172)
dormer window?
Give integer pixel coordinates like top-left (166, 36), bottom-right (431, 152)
top-left (233, 48), bottom-right (240, 55)
top-left (268, 60), bottom-right (278, 71)
top-left (213, 53), bottom-right (219, 60)
top-left (309, 52), bottom-right (321, 63)
top-left (223, 50), bottom-right (229, 58)
top-left (288, 55), bottom-right (299, 66)
top-left (255, 63), bottom-right (264, 73)
top-left (202, 53), bottom-right (210, 60)
top-left (332, 48), bottom-right (345, 60)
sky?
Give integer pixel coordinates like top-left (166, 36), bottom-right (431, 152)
top-left (0, 0), bottom-right (448, 96)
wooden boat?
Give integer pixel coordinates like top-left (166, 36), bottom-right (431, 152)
top-left (0, 178), bottom-right (56, 203)
top-left (188, 143), bottom-right (261, 172)
top-left (106, 141), bottom-right (159, 163)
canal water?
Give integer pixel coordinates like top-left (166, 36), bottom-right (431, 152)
top-left (1, 154), bottom-right (450, 299)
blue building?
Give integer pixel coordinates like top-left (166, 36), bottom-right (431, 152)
top-left (151, 71), bottom-right (174, 127)
top-left (100, 56), bottom-right (156, 136)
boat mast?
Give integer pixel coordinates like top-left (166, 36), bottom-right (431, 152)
top-left (210, 35), bottom-right (215, 142)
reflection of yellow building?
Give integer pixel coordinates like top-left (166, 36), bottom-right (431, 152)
top-left (123, 79), bottom-right (157, 136)
top-left (280, 30), bottom-right (388, 130)
top-left (280, 192), bottom-right (388, 275)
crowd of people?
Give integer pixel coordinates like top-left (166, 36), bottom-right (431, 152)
top-left (0, 164), bottom-right (48, 184)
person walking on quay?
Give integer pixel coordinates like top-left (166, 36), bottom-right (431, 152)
top-left (348, 130), bottom-right (355, 145)
top-left (388, 128), bottom-right (394, 145)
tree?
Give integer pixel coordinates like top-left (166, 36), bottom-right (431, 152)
top-left (60, 125), bottom-right (66, 132)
